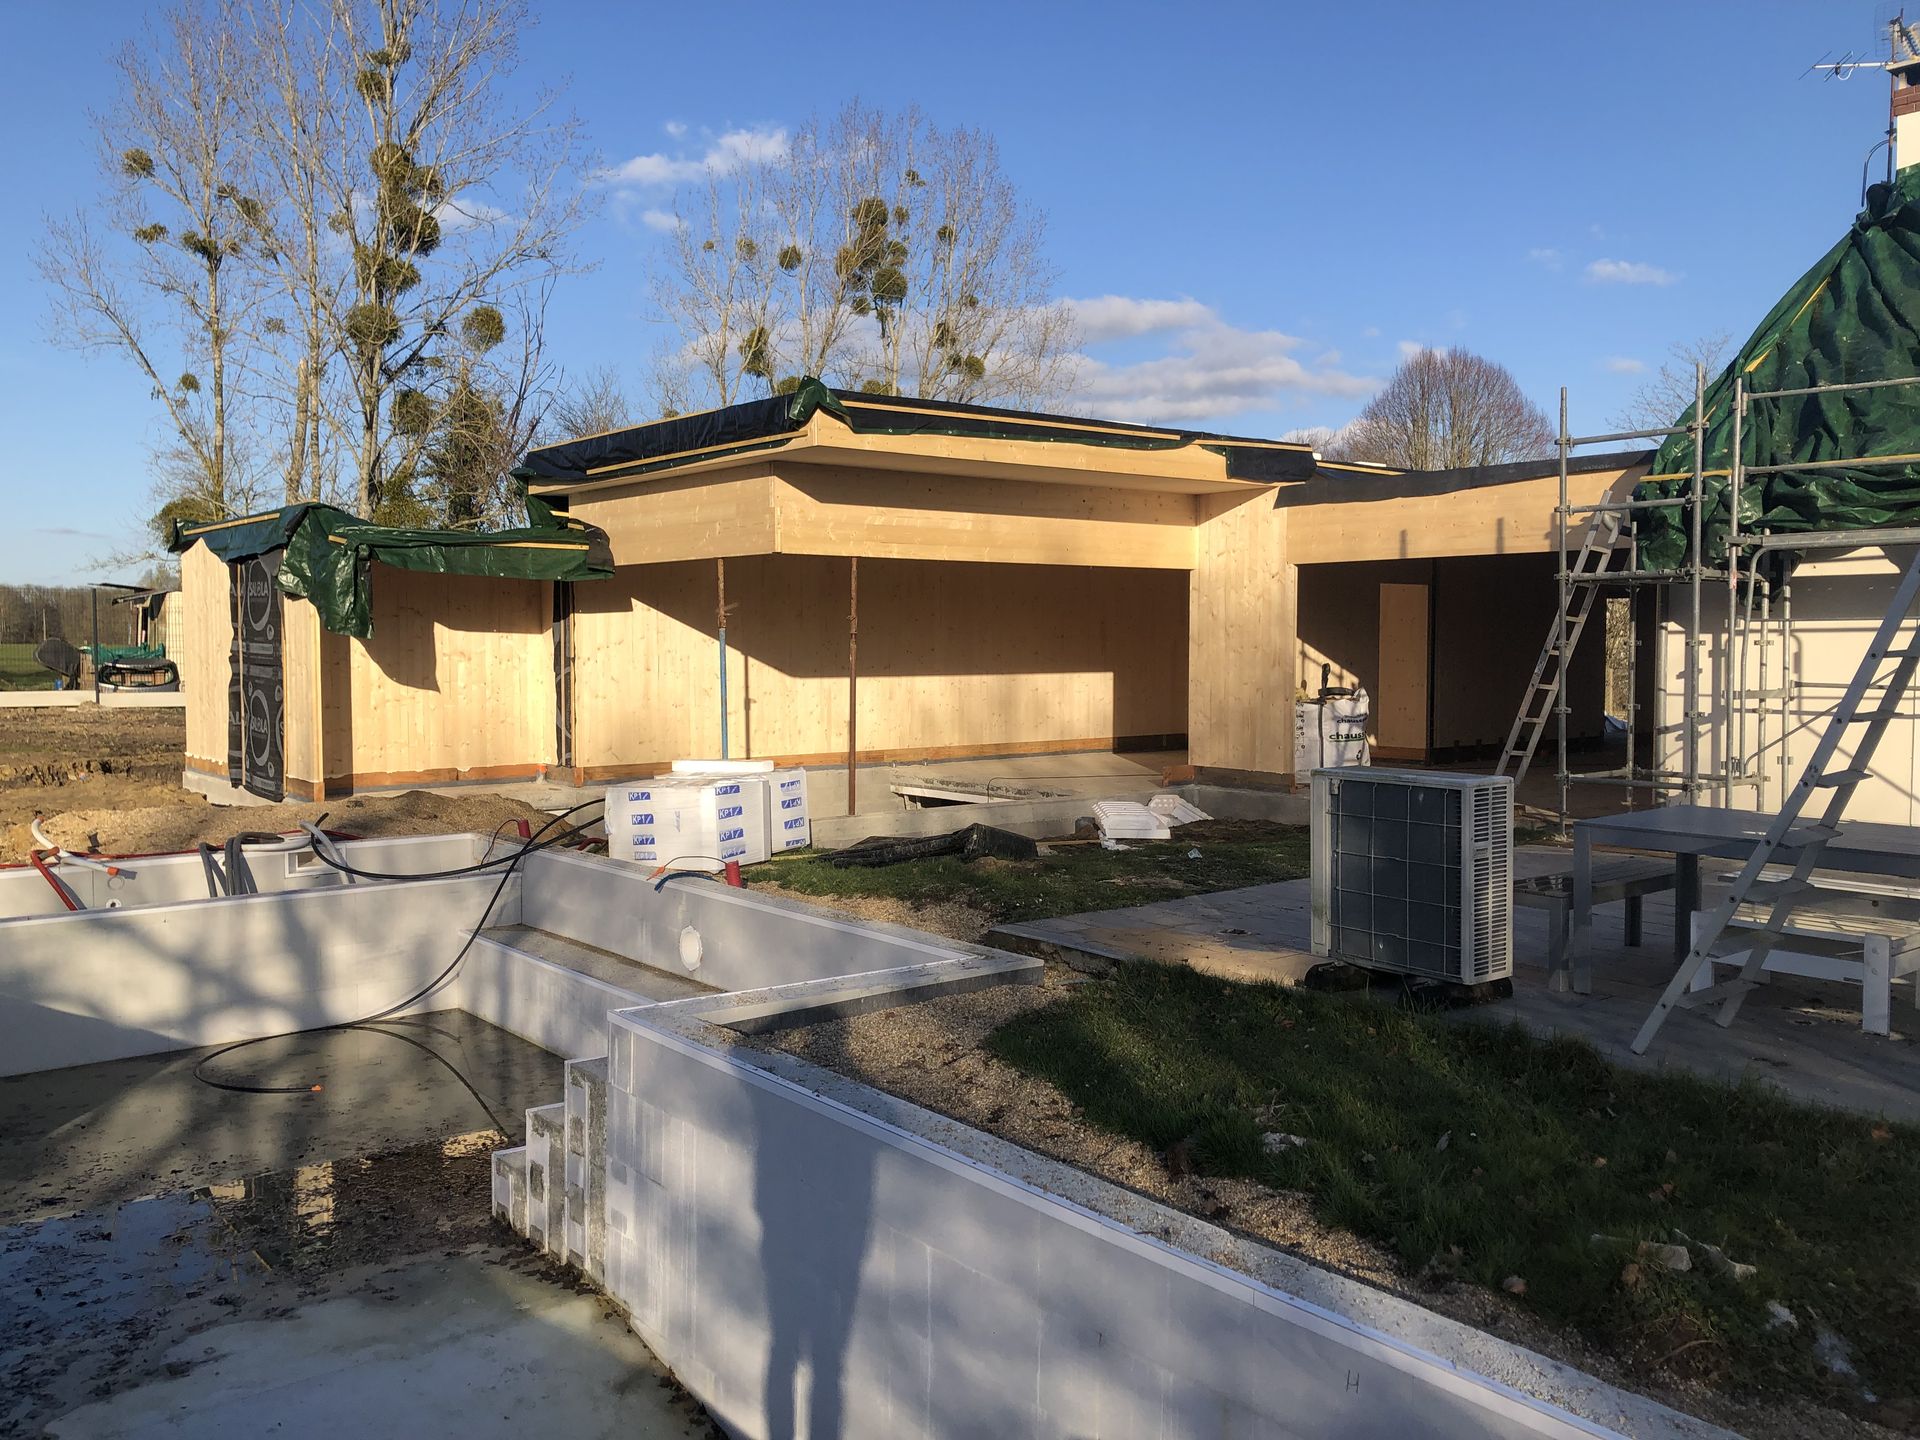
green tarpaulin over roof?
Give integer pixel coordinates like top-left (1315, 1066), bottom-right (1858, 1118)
top-left (168, 502), bottom-right (612, 639)
top-left (515, 375), bottom-right (1319, 488)
top-left (1637, 169), bottom-right (1920, 569)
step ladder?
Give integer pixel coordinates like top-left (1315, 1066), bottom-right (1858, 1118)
top-left (1496, 509), bottom-right (1626, 788)
top-left (1631, 543), bottom-right (1920, 1052)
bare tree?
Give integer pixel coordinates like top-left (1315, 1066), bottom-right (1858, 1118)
top-left (649, 102), bottom-right (1080, 409)
top-left (316, 0), bottom-right (591, 517)
top-left (548, 364), bottom-right (641, 440)
top-left (38, 0), bottom-right (267, 525)
top-left (397, 288), bottom-right (557, 527)
top-left (651, 161), bottom-right (782, 408)
top-left (1335, 348), bottom-right (1553, 470)
top-left (237, 0), bottom-right (351, 504)
top-left (1610, 332), bottom-right (1733, 438)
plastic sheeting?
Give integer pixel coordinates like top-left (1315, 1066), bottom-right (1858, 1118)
top-left (169, 502), bottom-right (612, 639)
top-left (516, 377), bottom-right (1320, 487)
top-left (1636, 170), bottom-right (1920, 568)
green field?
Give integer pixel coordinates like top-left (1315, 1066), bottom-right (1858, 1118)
top-left (0, 643), bottom-right (58, 691)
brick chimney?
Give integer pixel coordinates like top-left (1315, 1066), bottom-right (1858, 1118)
top-left (1891, 21), bottom-right (1920, 171)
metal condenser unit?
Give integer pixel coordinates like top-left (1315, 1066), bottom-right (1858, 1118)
top-left (1310, 769), bottom-right (1513, 984)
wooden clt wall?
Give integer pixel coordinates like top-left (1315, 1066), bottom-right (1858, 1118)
top-left (563, 463), bottom-right (1205, 572)
top-left (1189, 489), bottom-right (1295, 780)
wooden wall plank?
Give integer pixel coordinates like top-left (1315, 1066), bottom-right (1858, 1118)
top-left (772, 467), bottom-right (1197, 569)
top-left (1188, 490), bottom-right (1295, 776)
top-left (179, 540), bottom-right (231, 774)
top-left (281, 596), bottom-right (324, 790)
top-left (1375, 582), bottom-right (1431, 759)
top-left (328, 569), bottom-right (554, 782)
top-left (1282, 464), bottom-right (1645, 562)
top-left (568, 471), bottom-right (779, 564)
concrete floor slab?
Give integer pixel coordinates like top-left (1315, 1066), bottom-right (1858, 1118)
top-left (989, 847), bottom-right (1920, 1122)
top-left (40, 1249), bottom-right (708, 1440)
top-left (0, 1011), bottom-right (561, 1223)
top-left (2, 1015), bottom-right (710, 1439)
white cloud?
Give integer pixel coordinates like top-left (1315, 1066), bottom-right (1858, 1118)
top-left (1604, 356), bottom-right (1646, 374)
top-left (708, 126), bottom-right (789, 168)
top-left (639, 207), bottom-right (679, 233)
top-left (1526, 247), bottom-right (1562, 271)
top-left (1069, 298), bottom-right (1376, 424)
top-left (434, 197), bottom-right (510, 232)
top-left (664, 120), bottom-right (687, 139)
top-left (601, 152), bottom-right (700, 186)
top-left (1396, 339), bottom-right (1427, 359)
top-left (1585, 258), bottom-right (1677, 286)
top-left (1360, 325), bottom-right (1381, 339)
top-left (597, 125), bottom-right (790, 189)
top-left (1065, 295), bottom-right (1214, 344)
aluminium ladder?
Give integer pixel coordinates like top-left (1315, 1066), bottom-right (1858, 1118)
top-left (1631, 543), bottom-right (1920, 1052)
top-left (1496, 508), bottom-right (1626, 790)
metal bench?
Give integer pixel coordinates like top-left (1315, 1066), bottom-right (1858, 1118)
top-left (1516, 856), bottom-right (1676, 977)
top-left (1690, 879), bottom-right (1920, 1036)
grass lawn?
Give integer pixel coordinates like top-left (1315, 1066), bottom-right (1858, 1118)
top-left (987, 963), bottom-right (1920, 1418)
top-left (762, 819), bottom-right (1311, 925)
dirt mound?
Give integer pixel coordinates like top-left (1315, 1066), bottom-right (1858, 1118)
top-left (14, 788), bottom-right (558, 861)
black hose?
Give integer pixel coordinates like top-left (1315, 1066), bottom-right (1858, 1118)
top-left (191, 801), bottom-right (603, 1109)
top-left (302, 800), bottom-right (605, 881)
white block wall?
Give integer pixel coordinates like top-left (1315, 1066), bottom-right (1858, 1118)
top-left (0, 867), bottom-right (510, 1075)
top-left (579, 1008), bottom-right (1696, 1440)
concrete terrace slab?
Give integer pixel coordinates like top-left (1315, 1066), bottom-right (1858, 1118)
top-left (988, 847), bottom-right (1920, 1123)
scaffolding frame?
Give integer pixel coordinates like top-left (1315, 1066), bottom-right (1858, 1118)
top-left (1527, 366), bottom-right (1920, 833)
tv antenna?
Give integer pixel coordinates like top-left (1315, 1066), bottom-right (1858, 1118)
top-left (1806, 11), bottom-right (1920, 197)
top-left (1806, 10), bottom-right (1920, 79)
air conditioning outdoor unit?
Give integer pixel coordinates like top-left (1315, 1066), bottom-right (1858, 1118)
top-left (1310, 768), bottom-right (1514, 985)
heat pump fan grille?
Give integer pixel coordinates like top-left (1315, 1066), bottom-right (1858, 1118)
top-left (1329, 777), bottom-right (1464, 981)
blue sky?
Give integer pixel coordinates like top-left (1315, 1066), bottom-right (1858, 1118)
top-left (0, 0), bottom-right (1893, 582)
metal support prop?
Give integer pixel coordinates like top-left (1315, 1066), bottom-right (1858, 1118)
top-left (1685, 363), bottom-right (1705, 803)
top-left (847, 557), bottom-right (859, 817)
top-left (1723, 378), bottom-right (1740, 805)
top-left (717, 558), bottom-right (729, 759)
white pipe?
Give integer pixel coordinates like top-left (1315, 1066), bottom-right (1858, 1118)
top-left (29, 818), bottom-right (132, 877)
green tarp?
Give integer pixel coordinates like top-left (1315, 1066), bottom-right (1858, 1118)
top-left (515, 375), bottom-right (1320, 488)
top-left (1637, 170), bottom-right (1920, 569)
top-left (168, 502), bottom-right (613, 639)
top-left (91, 644), bottom-right (165, 663)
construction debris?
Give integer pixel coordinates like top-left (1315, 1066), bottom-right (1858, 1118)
top-left (1147, 793), bottom-right (1211, 827)
top-left (1674, 1230), bottom-right (1757, 1283)
top-left (827, 824), bottom-right (1038, 869)
top-left (1636, 1240), bottom-right (1693, 1273)
top-left (1093, 800), bottom-right (1170, 843)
